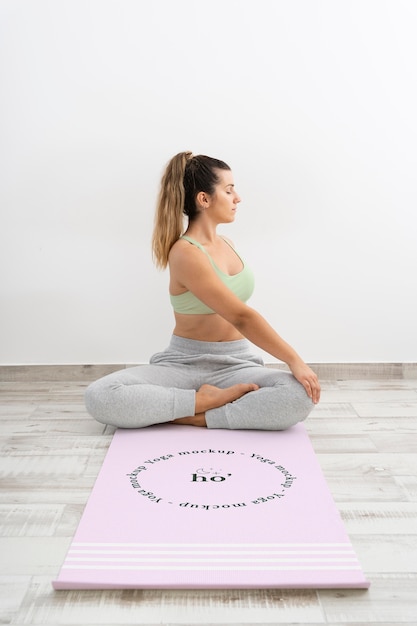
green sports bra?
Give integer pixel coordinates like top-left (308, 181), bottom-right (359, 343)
top-left (170, 236), bottom-right (255, 315)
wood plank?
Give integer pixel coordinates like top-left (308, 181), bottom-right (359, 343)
top-left (308, 403), bottom-right (359, 418)
top-left (0, 418), bottom-right (105, 435)
top-left (396, 476), bottom-right (417, 502)
top-left (0, 504), bottom-right (65, 537)
top-left (316, 452), bottom-right (417, 477)
top-left (0, 403), bottom-right (36, 418)
top-left (0, 575), bottom-right (32, 624)
top-left (0, 502), bottom-right (86, 538)
top-left (320, 388), bottom-right (417, 402)
top-left (306, 417), bottom-right (416, 436)
top-left (1, 435), bottom-right (112, 457)
top-left (369, 432), bottom-right (417, 453)
top-left (338, 502), bottom-right (417, 534)
top-left (30, 403), bottom-right (92, 420)
top-left (320, 575), bottom-right (417, 623)
top-left (0, 537), bottom-right (71, 576)
top-left (16, 577), bottom-right (325, 624)
top-left (352, 535), bottom-right (417, 573)
top-left (308, 435), bottom-right (377, 453)
top-left (352, 401), bottom-right (417, 418)
top-left (326, 379), bottom-right (417, 390)
top-left (0, 488), bottom-right (93, 506)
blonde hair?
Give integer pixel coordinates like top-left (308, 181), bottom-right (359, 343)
top-left (152, 151), bottom-right (231, 269)
top-left (152, 151), bottom-right (192, 269)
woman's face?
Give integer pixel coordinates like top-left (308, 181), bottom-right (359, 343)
top-left (207, 169), bottom-right (241, 223)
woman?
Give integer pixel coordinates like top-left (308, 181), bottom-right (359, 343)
top-left (85, 151), bottom-right (320, 429)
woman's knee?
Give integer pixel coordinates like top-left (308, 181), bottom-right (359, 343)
top-left (85, 379), bottom-right (109, 424)
top-left (269, 373), bottom-right (314, 426)
top-left (84, 369), bottom-right (140, 425)
top-left (286, 376), bottom-right (314, 421)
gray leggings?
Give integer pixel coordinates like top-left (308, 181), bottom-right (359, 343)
top-left (85, 335), bottom-right (313, 430)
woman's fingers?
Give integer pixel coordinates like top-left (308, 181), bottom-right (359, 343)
top-left (311, 374), bottom-right (321, 404)
top-left (306, 377), bottom-right (321, 404)
top-left (291, 362), bottom-right (321, 404)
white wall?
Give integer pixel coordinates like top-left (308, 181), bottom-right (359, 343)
top-left (1, 0), bottom-right (416, 365)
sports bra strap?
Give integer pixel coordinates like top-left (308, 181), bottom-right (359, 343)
top-left (180, 235), bottom-right (217, 266)
top-left (180, 235), bottom-right (231, 257)
top-left (180, 235), bottom-right (208, 252)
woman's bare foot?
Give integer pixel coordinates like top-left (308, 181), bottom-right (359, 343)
top-left (170, 383), bottom-right (259, 428)
top-left (195, 383), bottom-right (259, 414)
top-left (171, 413), bottom-right (207, 427)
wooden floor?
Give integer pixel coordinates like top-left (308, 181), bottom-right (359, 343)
top-left (1, 372), bottom-right (417, 625)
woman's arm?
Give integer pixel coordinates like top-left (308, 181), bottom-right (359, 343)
top-left (230, 306), bottom-right (320, 403)
top-left (169, 241), bottom-right (320, 403)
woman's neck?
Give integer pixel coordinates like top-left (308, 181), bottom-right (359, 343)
top-left (185, 222), bottom-right (219, 245)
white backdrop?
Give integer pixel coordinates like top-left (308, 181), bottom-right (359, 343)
top-left (1, 0), bottom-right (416, 365)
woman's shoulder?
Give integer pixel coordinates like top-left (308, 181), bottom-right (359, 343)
top-left (169, 236), bottom-right (203, 266)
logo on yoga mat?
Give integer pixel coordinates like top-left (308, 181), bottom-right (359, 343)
top-left (126, 447), bottom-right (297, 512)
top-left (192, 468), bottom-right (232, 482)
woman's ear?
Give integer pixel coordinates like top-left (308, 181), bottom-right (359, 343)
top-left (196, 191), bottom-right (210, 211)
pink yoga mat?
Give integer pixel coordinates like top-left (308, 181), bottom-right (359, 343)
top-left (53, 424), bottom-right (369, 589)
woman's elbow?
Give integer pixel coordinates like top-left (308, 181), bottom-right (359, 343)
top-left (228, 305), bottom-right (258, 331)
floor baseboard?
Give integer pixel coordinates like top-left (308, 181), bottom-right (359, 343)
top-left (0, 363), bottom-right (416, 382)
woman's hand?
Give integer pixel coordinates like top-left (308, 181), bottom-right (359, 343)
top-left (289, 361), bottom-right (321, 404)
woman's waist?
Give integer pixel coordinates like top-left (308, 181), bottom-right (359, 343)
top-left (172, 315), bottom-right (244, 344)
top-left (169, 333), bottom-right (250, 356)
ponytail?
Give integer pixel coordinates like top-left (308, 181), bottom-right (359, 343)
top-left (152, 151), bottom-right (231, 269)
top-left (152, 151), bottom-right (192, 269)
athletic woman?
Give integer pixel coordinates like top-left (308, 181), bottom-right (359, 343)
top-left (85, 152), bottom-right (320, 429)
